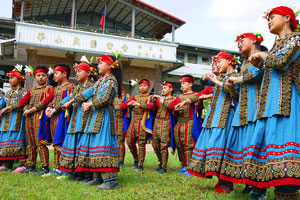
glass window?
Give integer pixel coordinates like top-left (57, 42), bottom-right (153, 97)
top-left (188, 53), bottom-right (197, 64)
top-left (202, 57), bottom-right (209, 64)
top-left (176, 52), bottom-right (185, 61)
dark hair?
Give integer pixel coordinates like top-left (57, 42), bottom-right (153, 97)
top-left (14, 67), bottom-right (26, 87)
top-left (140, 79), bottom-right (150, 85)
top-left (181, 74), bottom-right (194, 90)
top-left (109, 55), bottom-right (123, 98)
top-left (34, 65), bottom-right (49, 74)
top-left (163, 81), bottom-right (174, 95)
top-left (181, 74), bottom-right (194, 82)
top-left (84, 63), bottom-right (98, 82)
top-left (54, 64), bottom-right (71, 78)
top-left (259, 45), bottom-right (268, 52)
top-left (20, 74), bottom-right (25, 87)
top-left (48, 74), bottom-right (57, 87)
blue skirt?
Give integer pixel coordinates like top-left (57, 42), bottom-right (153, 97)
top-left (0, 130), bottom-right (27, 161)
top-left (219, 122), bottom-right (256, 183)
top-left (242, 83), bottom-right (300, 188)
top-left (59, 132), bottom-right (80, 172)
top-left (188, 107), bottom-right (235, 177)
top-left (75, 108), bottom-right (120, 173)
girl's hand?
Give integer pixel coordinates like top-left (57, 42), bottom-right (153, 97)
top-left (249, 52), bottom-right (264, 67)
top-left (208, 74), bottom-right (218, 83)
top-left (62, 101), bottom-right (72, 110)
top-left (225, 79), bottom-right (234, 86)
top-left (228, 77), bottom-right (243, 85)
top-left (81, 102), bottom-right (93, 112)
top-left (202, 73), bottom-right (211, 81)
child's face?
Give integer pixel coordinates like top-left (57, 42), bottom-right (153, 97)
top-left (8, 76), bottom-right (20, 88)
top-left (76, 69), bottom-right (90, 83)
top-left (162, 86), bottom-right (172, 96)
top-left (180, 81), bottom-right (192, 93)
top-left (98, 61), bottom-right (110, 76)
top-left (238, 38), bottom-right (255, 56)
top-left (212, 62), bottom-right (219, 75)
top-left (217, 59), bottom-right (231, 73)
top-left (139, 84), bottom-right (149, 94)
top-left (34, 72), bottom-right (48, 85)
top-left (53, 71), bottom-right (67, 83)
top-left (268, 14), bottom-right (287, 34)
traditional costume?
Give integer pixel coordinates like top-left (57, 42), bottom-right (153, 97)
top-left (40, 65), bottom-right (75, 172)
top-left (188, 52), bottom-right (239, 192)
top-left (71, 55), bottom-right (120, 188)
top-left (218, 33), bottom-right (263, 193)
top-left (0, 67), bottom-right (27, 171)
top-left (148, 82), bottom-right (176, 173)
top-left (241, 7), bottom-right (300, 199)
top-left (58, 62), bottom-right (95, 173)
top-left (120, 79), bottom-right (155, 171)
top-left (11, 66), bottom-right (53, 173)
top-left (168, 76), bottom-right (201, 173)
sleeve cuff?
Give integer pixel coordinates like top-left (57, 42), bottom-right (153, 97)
top-left (54, 105), bottom-right (62, 113)
top-left (35, 102), bottom-right (46, 111)
top-left (74, 93), bottom-right (86, 103)
top-left (242, 72), bottom-right (254, 83)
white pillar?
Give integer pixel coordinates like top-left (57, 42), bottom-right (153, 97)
top-left (172, 25), bottom-right (175, 43)
top-left (71, 0), bottom-right (76, 28)
top-left (131, 8), bottom-right (135, 38)
top-left (20, 0), bottom-right (24, 22)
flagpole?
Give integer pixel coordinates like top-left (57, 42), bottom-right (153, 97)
top-left (103, 4), bottom-right (106, 34)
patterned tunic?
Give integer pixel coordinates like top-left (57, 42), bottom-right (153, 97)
top-left (203, 72), bottom-right (239, 129)
top-left (0, 88), bottom-right (27, 160)
top-left (231, 62), bottom-right (262, 126)
top-left (256, 32), bottom-right (300, 119)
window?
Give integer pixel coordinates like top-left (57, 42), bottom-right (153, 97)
top-left (176, 52), bottom-right (185, 61)
top-left (202, 57), bottom-right (209, 64)
top-left (188, 53), bottom-right (197, 64)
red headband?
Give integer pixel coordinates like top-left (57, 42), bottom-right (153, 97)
top-left (34, 68), bottom-right (48, 75)
top-left (76, 62), bottom-right (91, 72)
top-left (7, 71), bottom-right (25, 82)
top-left (212, 56), bottom-right (218, 64)
top-left (235, 33), bottom-right (256, 42)
top-left (163, 82), bottom-right (174, 89)
top-left (54, 66), bottom-right (70, 77)
top-left (217, 52), bottom-right (234, 61)
top-left (180, 76), bottom-right (194, 83)
top-left (96, 55), bottom-right (114, 65)
top-left (266, 6), bottom-right (297, 31)
top-left (139, 80), bottom-right (150, 86)
top-left (235, 32), bottom-right (264, 45)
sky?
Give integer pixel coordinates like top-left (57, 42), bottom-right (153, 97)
top-left (1, 0), bottom-right (300, 51)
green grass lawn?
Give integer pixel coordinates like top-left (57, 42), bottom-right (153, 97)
top-left (0, 151), bottom-right (275, 200)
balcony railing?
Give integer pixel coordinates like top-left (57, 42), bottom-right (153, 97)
top-left (15, 22), bottom-right (178, 63)
top-left (23, 20), bottom-right (169, 43)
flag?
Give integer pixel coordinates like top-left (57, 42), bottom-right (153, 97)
top-left (100, 6), bottom-right (106, 29)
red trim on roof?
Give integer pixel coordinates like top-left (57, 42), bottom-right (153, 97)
top-left (135, 0), bottom-right (186, 24)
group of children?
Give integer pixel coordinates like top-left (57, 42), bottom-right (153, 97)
top-left (0, 54), bottom-right (123, 189)
top-left (0, 5), bottom-right (300, 199)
